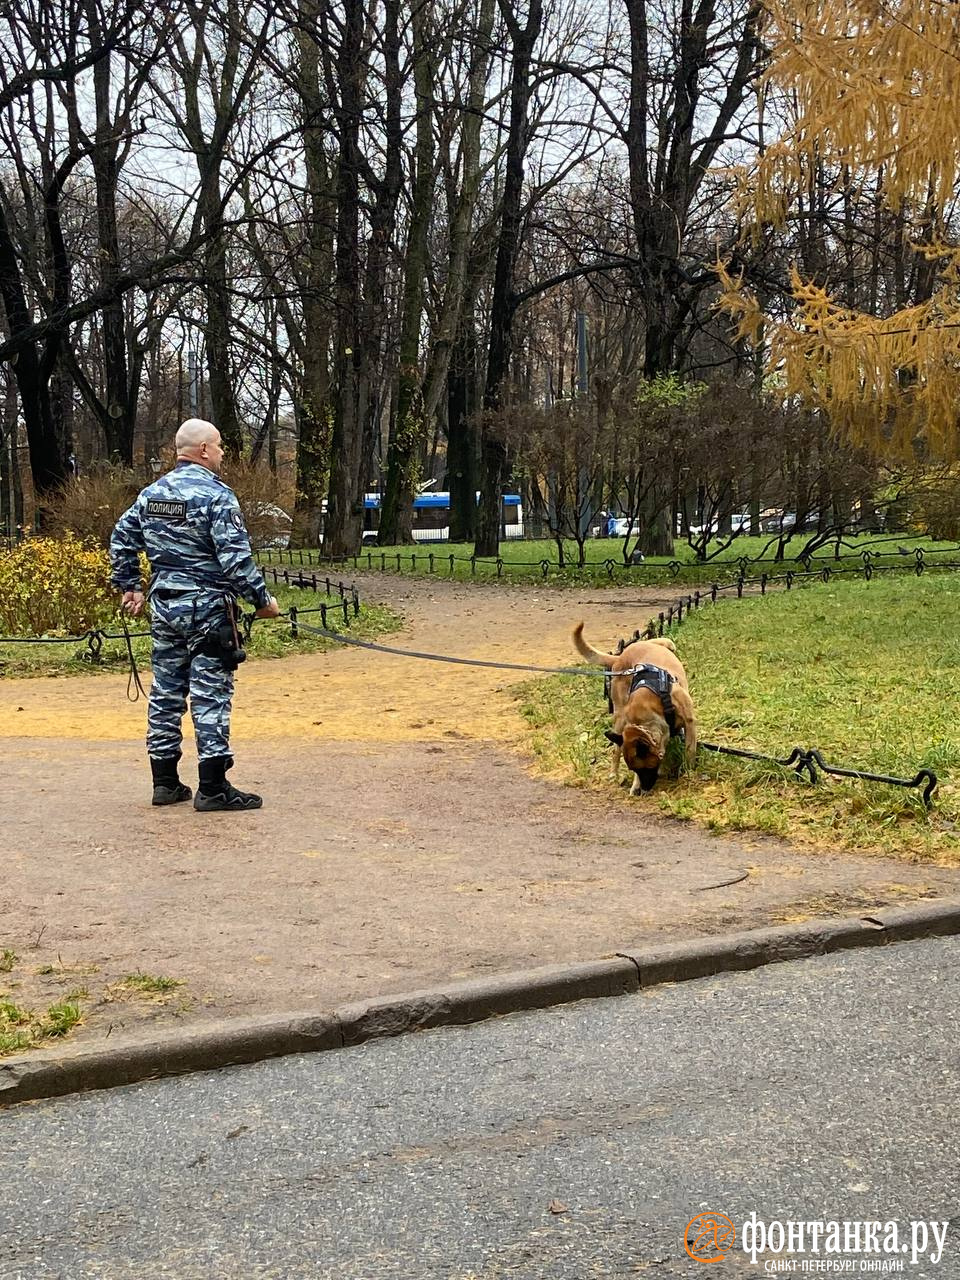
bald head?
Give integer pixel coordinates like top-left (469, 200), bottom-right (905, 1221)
top-left (176, 418), bottom-right (224, 473)
top-left (176, 418), bottom-right (218, 451)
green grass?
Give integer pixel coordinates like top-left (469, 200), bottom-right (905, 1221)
top-left (268, 532), bottom-right (960, 588)
top-left (518, 572), bottom-right (960, 862)
top-left (0, 584), bottom-right (402, 679)
top-left (0, 995), bottom-right (83, 1055)
top-left (115, 973), bottom-right (182, 995)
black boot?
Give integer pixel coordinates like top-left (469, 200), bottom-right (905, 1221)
top-left (150, 755), bottom-right (192, 806)
top-left (194, 756), bottom-right (263, 812)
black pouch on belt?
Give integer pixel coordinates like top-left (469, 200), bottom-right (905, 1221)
top-left (190, 598), bottom-right (247, 671)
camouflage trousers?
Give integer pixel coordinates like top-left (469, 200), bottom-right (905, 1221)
top-left (147, 591), bottom-right (235, 761)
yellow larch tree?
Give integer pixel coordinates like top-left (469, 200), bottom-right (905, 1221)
top-left (720, 0), bottom-right (960, 460)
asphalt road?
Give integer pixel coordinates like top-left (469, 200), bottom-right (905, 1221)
top-left (2, 938), bottom-right (960, 1280)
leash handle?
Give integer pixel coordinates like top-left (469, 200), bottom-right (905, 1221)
top-left (119, 610), bottom-right (149, 702)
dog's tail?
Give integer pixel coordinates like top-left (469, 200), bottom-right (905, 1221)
top-left (572, 620), bottom-right (614, 668)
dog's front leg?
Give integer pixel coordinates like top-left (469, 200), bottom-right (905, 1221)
top-left (629, 772), bottom-right (645, 796)
top-left (684, 720), bottom-right (698, 769)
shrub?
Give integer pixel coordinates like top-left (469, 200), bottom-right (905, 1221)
top-left (43, 460), bottom-right (294, 551)
top-left (223, 459), bottom-right (295, 550)
top-left (41, 468), bottom-right (143, 547)
top-left (0, 535), bottom-right (116, 636)
top-left (907, 468), bottom-right (960, 541)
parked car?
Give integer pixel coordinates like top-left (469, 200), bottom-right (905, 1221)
top-left (253, 502), bottom-right (293, 549)
top-left (760, 509), bottom-right (821, 533)
top-left (686, 510), bottom-right (751, 538)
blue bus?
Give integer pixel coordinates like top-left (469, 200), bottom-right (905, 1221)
top-left (362, 492), bottom-right (524, 543)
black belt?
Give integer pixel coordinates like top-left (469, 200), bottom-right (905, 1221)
top-left (153, 588), bottom-right (196, 599)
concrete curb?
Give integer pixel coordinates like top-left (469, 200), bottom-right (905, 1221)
top-left (3, 898), bottom-right (960, 1107)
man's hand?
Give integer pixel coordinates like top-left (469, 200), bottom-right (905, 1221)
top-left (121, 590), bottom-right (145, 617)
top-left (254, 595), bottom-right (281, 619)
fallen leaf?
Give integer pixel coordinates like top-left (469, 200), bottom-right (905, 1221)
top-left (548, 1199), bottom-right (569, 1215)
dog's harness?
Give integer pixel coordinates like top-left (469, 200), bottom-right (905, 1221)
top-left (606, 663), bottom-right (679, 734)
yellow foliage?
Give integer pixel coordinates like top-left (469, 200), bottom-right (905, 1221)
top-left (0, 536), bottom-right (119, 637)
top-left (720, 0), bottom-right (960, 459)
top-left (718, 259), bottom-right (960, 460)
top-left (754, 0), bottom-right (960, 217)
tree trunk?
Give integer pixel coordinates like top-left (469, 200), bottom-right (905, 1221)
top-left (179, 0), bottom-right (244, 456)
top-left (418, 0), bottom-right (496, 437)
top-left (447, 304), bottom-right (481, 542)
top-left (638, 490), bottom-right (674, 556)
top-left (1, 375), bottom-right (24, 538)
top-left (89, 4), bottom-right (135, 462)
top-left (379, 0), bottom-right (436, 546)
top-left (203, 181), bottom-right (243, 456)
top-left (0, 203), bottom-right (69, 511)
top-left (475, 0), bottom-right (544, 557)
top-left (324, 0), bottom-right (365, 557)
top-left (289, 0), bottom-right (334, 548)
top-left (357, 0), bottom-right (403, 520)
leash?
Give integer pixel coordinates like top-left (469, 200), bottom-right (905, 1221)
top-left (273, 614), bottom-right (622, 677)
top-left (119, 611), bottom-right (149, 702)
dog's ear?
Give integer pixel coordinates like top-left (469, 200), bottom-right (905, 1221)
top-left (604, 729), bottom-right (624, 747)
top-left (625, 724), bottom-right (666, 761)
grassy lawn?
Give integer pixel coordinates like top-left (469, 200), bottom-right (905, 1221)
top-left (266, 532), bottom-right (960, 587)
top-left (0, 583), bottom-right (401, 679)
top-left (518, 572), bottom-right (960, 863)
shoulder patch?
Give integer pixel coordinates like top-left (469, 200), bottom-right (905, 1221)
top-left (230, 510), bottom-right (246, 533)
top-left (146, 499), bottom-right (187, 520)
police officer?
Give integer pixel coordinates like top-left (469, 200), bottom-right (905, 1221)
top-left (110, 418), bottom-right (280, 811)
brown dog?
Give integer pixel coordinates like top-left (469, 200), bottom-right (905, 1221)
top-left (572, 621), bottom-right (698, 794)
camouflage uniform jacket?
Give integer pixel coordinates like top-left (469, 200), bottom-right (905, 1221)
top-left (109, 461), bottom-right (272, 609)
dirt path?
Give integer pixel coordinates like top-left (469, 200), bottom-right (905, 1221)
top-left (3, 573), bottom-right (957, 1053)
